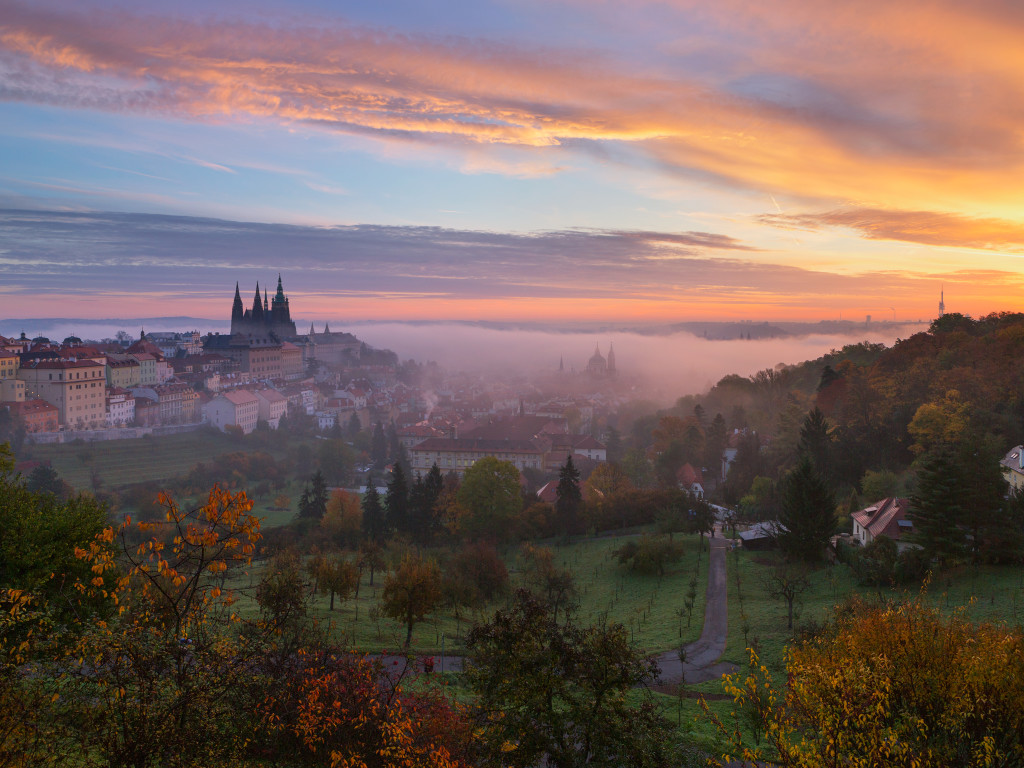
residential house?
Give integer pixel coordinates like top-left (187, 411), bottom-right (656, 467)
top-left (254, 388), bottom-right (287, 428)
top-left (106, 387), bottom-right (136, 427)
top-left (204, 389), bottom-right (260, 434)
top-left (851, 497), bottom-right (916, 551)
top-left (1000, 445), bottom-right (1024, 493)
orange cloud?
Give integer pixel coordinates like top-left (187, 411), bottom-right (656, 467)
top-left (762, 208), bottom-right (1024, 251)
top-left (3, 0), bottom-right (1024, 221)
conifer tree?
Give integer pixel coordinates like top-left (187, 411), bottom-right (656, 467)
top-left (361, 475), bottom-right (385, 544)
top-left (910, 447), bottom-right (968, 565)
top-left (555, 455), bottom-right (583, 536)
top-left (371, 421), bottom-right (387, 469)
top-left (385, 462), bottom-right (409, 535)
top-left (777, 455), bottom-right (836, 561)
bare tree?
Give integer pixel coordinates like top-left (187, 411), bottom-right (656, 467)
top-left (764, 563), bottom-right (811, 630)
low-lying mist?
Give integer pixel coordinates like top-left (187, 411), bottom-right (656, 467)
top-left (353, 323), bottom-right (906, 401)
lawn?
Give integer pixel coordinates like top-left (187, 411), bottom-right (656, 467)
top-left (23, 430), bottom-right (259, 488)
top-left (224, 531), bottom-right (714, 657)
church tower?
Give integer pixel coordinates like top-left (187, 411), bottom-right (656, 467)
top-left (230, 283), bottom-right (244, 334)
top-left (939, 288), bottom-right (945, 317)
top-left (251, 283), bottom-right (265, 323)
top-left (607, 343), bottom-right (616, 374)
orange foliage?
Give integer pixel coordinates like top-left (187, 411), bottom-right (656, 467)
top-left (261, 651), bottom-right (473, 768)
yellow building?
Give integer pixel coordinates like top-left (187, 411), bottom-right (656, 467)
top-left (18, 358), bottom-right (107, 430)
top-left (0, 350), bottom-right (18, 381)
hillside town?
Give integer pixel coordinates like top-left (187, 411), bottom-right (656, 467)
top-left (0, 277), bottom-right (635, 482)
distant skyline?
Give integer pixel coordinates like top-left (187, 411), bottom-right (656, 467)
top-left (2, 0), bottom-right (1023, 322)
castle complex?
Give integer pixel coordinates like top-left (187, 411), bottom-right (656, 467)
top-left (230, 275), bottom-right (297, 339)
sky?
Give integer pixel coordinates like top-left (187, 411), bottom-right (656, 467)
top-left (2, 0), bottom-right (1024, 325)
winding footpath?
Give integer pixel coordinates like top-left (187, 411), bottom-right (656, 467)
top-left (654, 533), bottom-right (737, 685)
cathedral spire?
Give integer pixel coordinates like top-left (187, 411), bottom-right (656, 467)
top-left (252, 283), bottom-right (264, 321)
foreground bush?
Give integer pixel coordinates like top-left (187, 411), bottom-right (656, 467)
top-left (707, 595), bottom-right (1024, 767)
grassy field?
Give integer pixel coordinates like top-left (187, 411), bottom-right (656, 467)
top-left (22, 430), bottom-right (272, 488)
top-left (224, 532), bottom-right (713, 656)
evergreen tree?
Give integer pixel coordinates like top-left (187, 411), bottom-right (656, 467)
top-left (555, 455), bottom-right (583, 536)
top-left (910, 447), bottom-right (969, 566)
top-left (387, 422), bottom-right (402, 464)
top-left (302, 470), bottom-right (329, 520)
top-left (777, 455), bottom-right (836, 561)
top-left (704, 412), bottom-right (728, 472)
top-left (409, 463), bottom-right (444, 544)
top-left (361, 475), bottom-right (385, 544)
top-left (346, 412), bottom-right (361, 438)
top-left (384, 462), bottom-right (409, 535)
top-left (603, 426), bottom-right (623, 463)
top-left (798, 407), bottom-right (833, 481)
top-left (371, 421), bottom-right (387, 469)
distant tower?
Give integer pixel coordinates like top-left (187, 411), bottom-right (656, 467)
top-left (607, 343), bottom-right (616, 375)
top-left (231, 283), bottom-right (244, 329)
top-left (559, 355), bottom-right (564, 373)
top-left (251, 283), bottom-right (264, 323)
top-left (939, 287), bottom-right (945, 317)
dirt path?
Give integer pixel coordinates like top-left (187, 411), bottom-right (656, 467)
top-left (654, 534), bottom-right (737, 685)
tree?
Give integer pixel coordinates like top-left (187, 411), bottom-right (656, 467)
top-left (321, 489), bottom-right (362, 549)
top-left (409, 462), bottom-right (444, 544)
top-left (371, 421), bottom-right (387, 469)
top-left (554, 455), bottom-right (583, 536)
top-left (763, 562), bottom-right (811, 630)
top-left (457, 457), bottom-right (522, 540)
top-left (910, 446), bottom-right (967, 565)
top-left (346, 411), bottom-right (361, 438)
top-left (466, 589), bottom-right (678, 768)
top-left (361, 477), bottom-right (386, 544)
top-left (776, 456), bottom-right (837, 561)
top-left (385, 462), bottom-right (410, 535)
top-left (381, 553), bottom-right (442, 647)
top-left (521, 544), bottom-right (577, 623)
top-left (613, 534), bottom-right (683, 576)
top-left (708, 597), bottom-right (1024, 767)
top-left (25, 464), bottom-right (66, 498)
top-left (798, 407), bottom-right (834, 481)
top-left (65, 486), bottom-right (265, 767)
top-left (318, 555), bottom-right (360, 611)
top-left (0, 459), bottom-right (110, 621)
top-left (298, 469), bottom-right (329, 520)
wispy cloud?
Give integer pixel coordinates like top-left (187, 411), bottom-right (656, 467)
top-left (762, 208), bottom-right (1024, 251)
top-left (0, 208), bottom-right (1018, 322)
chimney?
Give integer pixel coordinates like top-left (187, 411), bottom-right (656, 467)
top-left (1019, 448), bottom-right (1023, 471)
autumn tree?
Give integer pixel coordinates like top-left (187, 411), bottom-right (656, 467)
top-left (321, 489), bottom-right (362, 549)
top-left (66, 485), bottom-right (264, 767)
top-left (319, 555), bottom-right (360, 611)
top-left (381, 552), bottom-right (442, 647)
top-left (467, 589), bottom-right (679, 768)
top-left (521, 544), bottom-right (577, 623)
top-left (708, 597), bottom-right (1024, 767)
